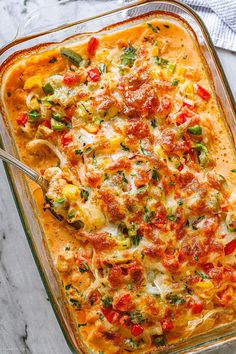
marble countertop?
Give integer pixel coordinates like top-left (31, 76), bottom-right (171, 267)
top-left (0, 1), bottom-right (236, 353)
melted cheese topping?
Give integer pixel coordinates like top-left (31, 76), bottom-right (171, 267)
top-left (2, 16), bottom-right (236, 354)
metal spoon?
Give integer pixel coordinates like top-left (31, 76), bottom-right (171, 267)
top-left (0, 147), bottom-right (62, 221)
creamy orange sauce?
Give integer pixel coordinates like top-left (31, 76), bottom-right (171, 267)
top-left (1, 15), bottom-right (236, 354)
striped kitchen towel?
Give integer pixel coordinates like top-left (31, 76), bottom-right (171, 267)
top-left (184, 0), bottom-right (236, 51)
top-left (122, 0), bottom-right (236, 52)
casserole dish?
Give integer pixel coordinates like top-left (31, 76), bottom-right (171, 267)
top-left (0, 1), bottom-right (236, 353)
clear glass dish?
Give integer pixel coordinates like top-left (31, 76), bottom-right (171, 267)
top-left (0, 1), bottom-right (235, 353)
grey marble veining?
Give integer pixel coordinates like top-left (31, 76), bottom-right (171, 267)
top-left (0, 1), bottom-right (236, 353)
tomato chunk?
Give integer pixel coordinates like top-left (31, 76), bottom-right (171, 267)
top-left (102, 307), bottom-right (120, 324)
top-left (131, 324), bottom-right (144, 336)
top-left (61, 132), bottom-right (72, 147)
top-left (87, 68), bottom-right (100, 82)
top-left (42, 120), bottom-right (51, 128)
top-left (191, 302), bottom-right (203, 314)
top-left (120, 315), bottom-right (130, 328)
top-left (114, 293), bottom-right (132, 312)
top-left (87, 37), bottom-right (99, 56)
top-left (224, 239), bottom-right (236, 255)
top-left (16, 112), bottom-right (28, 125)
top-left (63, 72), bottom-right (81, 86)
top-left (196, 84), bottom-right (211, 101)
top-left (161, 318), bottom-right (174, 331)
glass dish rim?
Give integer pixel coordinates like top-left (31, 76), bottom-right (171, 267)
top-left (0, 1), bottom-right (236, 353)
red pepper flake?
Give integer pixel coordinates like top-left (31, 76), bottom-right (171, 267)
top-left (16, 112), bottom-right (28, 125)
top-left (196, 84), bottom-right (211, 101)
top-left (87, 68), bottom-right (100, 82)
top-left (87, 37), bottom-right (99, 56)
top-left (224, 239), bottom-right (236, 255)
top-left (131, 324), bottom-right (144, 336)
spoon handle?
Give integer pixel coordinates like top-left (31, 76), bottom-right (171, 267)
top-left (0, 147), bottom-right (48, 192)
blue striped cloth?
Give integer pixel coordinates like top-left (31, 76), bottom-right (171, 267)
top-left (122, 0), bottom-right (236, 51)
top-left (184, 0), bottom-right (236, 51)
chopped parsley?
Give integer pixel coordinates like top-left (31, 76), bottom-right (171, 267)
top-left (104, 173), bottom-right (109, 181)
top-left (195, 270), bottom-right (211, 279)
top-left (231, 169), bottom-right (236, 173)
top-left (151, 119), bottom-right (157, 128)
top-left (79, 261), bottom-right (89, 273)
top-left (147, 23), bottom-right (160, 33)
top-left (101, 297), bottom-right (112, 308)
top-left (98, 63), bottom-right (106, 74)
top-left (167, 294), bottom-right (185, 305)
top-left (139, 139), bottom-right (151, 156)
top-left (49, 57), bottom-right (57, 63)
top-left (167, 215), bottom-right (177, 222)
top-left (171, 80), bottom-right (179, 86)
top-left (152, 169), bottom-right (159, 181)
top-left (120, 45), bottom-right (137, 67)
top-left (120, 142), bottom-right (130, 151)
top-left (78, 323), bottom-right (87, 327)
top-left (80, 189), bottom-right (89, 201)
top-left (75, 149), bottom-right (83, 155)
top-left (155, 56), bottom-right (169, 68)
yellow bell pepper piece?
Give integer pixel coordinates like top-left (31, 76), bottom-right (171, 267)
top-left (195, 280), bottom-right (214, 290)
top-left (182, 81), bottom-right (194, 100)
top-left (109, 135), bottom-right (123, 150)
top-left (154, 144), bottom-right (167, 159)
top-left (84, 123), bottom-right (99, 134)
top-left (24, 75), bottom-right (42, 90)
top-left (62, 184), bottom-right (80, 202)
top-left (28, 97), bottom-right (39, 110)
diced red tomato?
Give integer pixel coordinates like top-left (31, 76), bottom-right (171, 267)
top-left (102, 307), bottom-right (120, 324)
top-left (176, 112), bottom-right (187, 126)
top-left (65, 104), bottom-right (76, 120)
top-left (63, 72), bottom-right (81, 86)
top-left (202, 262), bottom-right (214, 273)
top-left (87, 37), bottom-right (99, 56)
top-left (191, 302), bottom-right (203, 314)
top-left (177, 163), bottom-right (184, 171)
top-left (61, 132), bottom-right (72, 147)
top-left (161, 318), bottom-right (174, 331)
top-left (131, 324), bottom-right (144, 336)
top-left (42, 120), bottom-right (51, 128)
top-left (87, 68), bottom-right (100, 82)
top-left (120, 315), bottom-right (130, 328)
top-left (224, 240), bottom-right (236, 255)
top-left (114, 293), bottom-right (132, 312)
top-left (196, 84), bottom-right (211, 101)
top-left (16, 112), bottom-right (28, 125)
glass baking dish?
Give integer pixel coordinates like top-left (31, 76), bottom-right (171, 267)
top-left (0, 1), bottom-right (236, 353)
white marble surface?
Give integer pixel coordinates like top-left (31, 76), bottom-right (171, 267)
top-left (0, 1), bottom-right (236, 353)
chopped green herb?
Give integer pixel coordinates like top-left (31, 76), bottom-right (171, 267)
top-left (151, 119), bottom-right (157, 128)
top-left (167, 62), bottom-right (176, 73)
top-left (75, 149), bottom-right (83, 155)
top-left (167, 215), bottom-right (177, 222)
top-left (7, 91), bottom-right (11, 97)
top-left (169, 181), bottom-right (176, 185)
top-left (171, 80), bottom-right (179, 87)
top-left (155, 56), bottom-right (169, 68)
top-left (79, 261), bottom-right (89, 273)
top-left (49, 57), bottom-right (57, 63)
top-left (67, 211), bottom-right (75, 219)
top-left (195, 270), bottom-right (210, 279)
top-left (147, 23), bottom-right (160, 33)
top-left (178, 200), bottom-right (183, 206)
top-left (152, 335), bottom-right (165, 347)
top-left (124, 338), bottom-right (139, 350)
top-left (28, 110), bottom-right (41, 123)
top-left (99, 313), bottom-right (104, 320)
top-left (167, 294), bottom-right (185, 305)
top-left (152, 169), bottom-right (159, 181)
top-left (231, 169), bottom-right (236, 173)
top-left (122, 172), bottom-right (128, 184)
top-left (65, 284), bottom-right (71, 290)
top-left (139, 139), bottom-right (151, 156)
top-left (69, 298), bottom-right (81, 310)
top-left (80, 189), bottom-right (89, 201)
top-left (137, 186), bottom-right (147, 194)
top-left (60, 47), bottom-right (83, 67)
top-left (130, 311), bottom-right (143, 324)
top-left (194, 255), bottom-right (199, 261)
top-left (101, 297), bottom-right (112, 308)
top-left (85, 146), bottom-right (92, 154)
top-left (188, 125), bottom-right (202, 135)
top-left (78, 323), bottom-right (87, 327)
top-left (121, 45), bottom-right (137, 67)
top-left (127, 284), bottom-right (133, 290)
top-left (42, 83), bottom-right (54, 95)
top-left (98, 63), bottom-right (106, 74)
top-left (120, 142), bottom-right (130, 151)
top-left (104, 173), bottom-right (109, 181)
